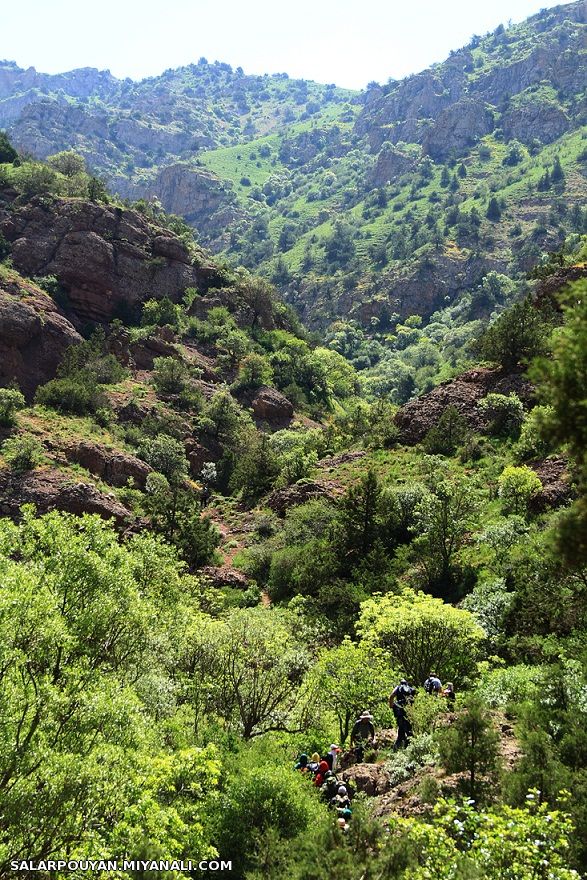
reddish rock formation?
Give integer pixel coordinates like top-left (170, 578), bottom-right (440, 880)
top-left (267, 479), bottom-right (340, 516)
top-left (0, 466), bottom-right (133, 525)
top-left (394, 368), bottom-right (534, 444)
top-left (250, 386), bottom-right (294, 426)
top-left (63, 440), bottom-right (152, 488)
top-left (0, 194), bottom-right (227, 325)
top-left (201, 565), bottom-right (249, 589)
top-left (0, 275), bottom-right (81, 397)
top-left (342, 763), bottom-right (393, 797)
top-left (529, 456), bottom-right (573, 511)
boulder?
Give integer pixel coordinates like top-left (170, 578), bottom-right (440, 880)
top-left (529, 456), bottom-right (573, 511)
top-left (64, 441), bottom-right (152, 488)
top-left (201, 566), bottom-right (249, 589)
top-left (342, 763), bottom-right (393, 797)
top-left (250, 386), bottom-right (294, 426)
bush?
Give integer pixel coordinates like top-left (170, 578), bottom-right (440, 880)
top-left (423, 406), bottom-right (469, 454)
top-left (498, 465), bottom-right (542, 514)
top-left (2, 434), bottom-right (43, 471)
top-left (514, 405), bottom-right (556, 461)
top-left (0, 388), bottom-right (25, 427)
top-left (478, 392), bottom-right (524, 437)
top-left (152, 356), bottom-right (189, 394)
top-left (35, 377), bottom-right (102, 415)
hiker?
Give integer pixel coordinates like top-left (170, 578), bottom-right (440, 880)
top-left (324, 743), bottom-right (342, 772)
top-left (321, 771), bottom-right (340, 802)
top-left (330, 784), bottom-right (352, 812)
top-left (424, 672), bottom-right (442, 695)
top-left (308, 751), bottom-right (321, 774)
top-left (389, 678), bottom-right (415, 750)
top-left (314, 760), bottom-right (330, 787)
top-left (350, 711), bottom-right (376, 762)
top-left (337, 816), bottom-right (350, 834)
top-left (294, 753), bottom-right (309, 772)
top-left (442, 681), bottom-right (456, 706)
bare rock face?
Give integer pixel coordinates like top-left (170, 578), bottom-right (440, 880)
top-left (394, 368), bottom-right (534, 444)
top-left (502, 100), bottom-right (570, 145)
top-left (0, 195), bottom-right (227, 325)
top-left (371, 144), bottom-right (417, 185)
top-left (342, 763), bottom-right (393, 798)
top-left (250, 386), bottom-right (294, 426)
top-left (0, 276), bottom-right (81, 397)
top-left (0, 466), bottom-right (133, 526)
top-left (423, 99), bottom-right (494, 162)
top-left (63, 441), bottom-right (152, 489)
top-left (267, 479), bottom-right (340, 516)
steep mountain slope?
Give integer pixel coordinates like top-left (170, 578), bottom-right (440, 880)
top-left (2, 2), bottom-right (584, 336)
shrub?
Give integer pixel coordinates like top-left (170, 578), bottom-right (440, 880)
top-left (234, 352), bottom-right (273, 390)
top-left (498, 465), bottom-right (542, 514)
top-left (35, 377), bottom-right (102, 415)
top-left (152, 356), bottom-right (188, 394)
top-left (423, 405), bottom-right (469, 454)
top-left (0, 388), bottom-right (25, 427)
top-left (478, 392), bottom-right (524, 437)
top-left (2, 434), bottom-right (43, 471)
top-left (514, 405), bottom-right (556, 461)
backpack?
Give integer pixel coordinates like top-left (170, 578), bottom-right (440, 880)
top-left (396, 684), bottom-right (414, 706)
top-left (425, 677), bottom-right (441, 694)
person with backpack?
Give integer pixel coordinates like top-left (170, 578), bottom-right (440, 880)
top-left (330, 784), bottom-right (352, 812)
top-left (294, 753), bottom-right (309, 772)
top-left (314, 760), bottom-right (330, 787)
top-left (350, 711), bottom-right (376, 762)
top-left (424, 672), bottom-right (442, 695)
top-left (389, 679), bottom-right (415, 750)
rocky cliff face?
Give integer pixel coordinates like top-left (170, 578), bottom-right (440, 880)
top-left (356, 2), bottom-right (586, 157)
top-left (0, 273), bottom-right (81, 397)
top-left (0, 192), bottom-right (228, 324)
top-left (112, 164), bottom-right (241, 242)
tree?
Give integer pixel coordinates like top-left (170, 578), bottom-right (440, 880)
top-left (551, 156), bottom-right (565, 185)
top-left (438, 695), bottom-right (500, 800)
top-left (423, 406), bottom-right (469, 454)
top-left (476, 297), bottom-right (552, 369)
top-left (0, 388), bottom-right (25, 427)
top-left (152, 356), bottom-right (189, 394)
top-left (412, 477), bottom-right (478, 596)
top-left (234, 352), bottom-right (273, 390)
top-left (307, 639), bottom-right (397, 743)
top-left (486, 197), bottom-right (502, 221)
top-left (47, 150), bottom-right (86, 178)
top-left (357, 589), bottom-right (485, 685)
top-left (532, 281), bottom-right (587, 565)
top-left (336, 468), bottom-right (382, 571)
top-left (478, 392), bottom-right (524, 437)
top-left (187, 607), bottom-right (309, 738)
top-left (0, 510), bottom-right (221, 870)
top-left (498, 465), bottom-right (542, 515)
top-left (0, 131), bottom-right (18, 164)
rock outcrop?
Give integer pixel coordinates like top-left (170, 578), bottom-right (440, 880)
top-left (0, 193), bottom-right (228, 325)
top-left (0, 466), bottom-right (133, 525)
top-left (250, 386), bottom-right (294, 426)
top-left (267, 479), bottom-right (340, 516)
top-left (529, 456), bottom-right (573, 511)
top-left (394, 368), bottom-right (534, 444)
top-left (63, 441), bottom-right (152, 489)
top-left (342, 763), bottom-right (393, 797)
top-left (0, 274), bottom-right (81, 397)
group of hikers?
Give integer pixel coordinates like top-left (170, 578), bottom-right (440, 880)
top-left (294, 745), bottom-right (353, 832)
top-left (390, 673), bottom-right (455, 749)
top-left (294, 672), bottom-right (456, 830)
